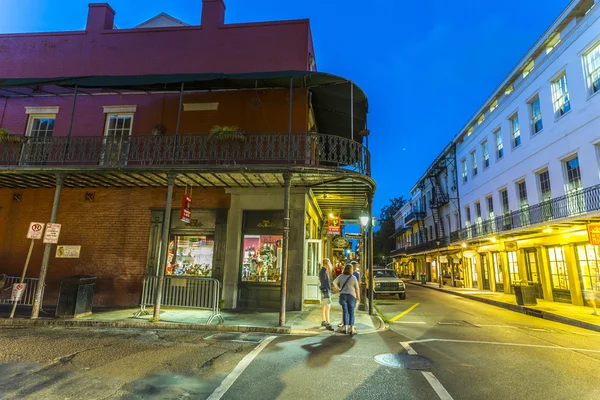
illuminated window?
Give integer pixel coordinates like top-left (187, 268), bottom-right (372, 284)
top-left (167, 235), bottom-right (214, 277)
top-left (462, 159), bottom-right (468, 183)
top-left (548, 246), bottom-right (569, 290)
top-left (489, 99), bottom-right (498, 113)
top-left (537, 170), bottom-right (551, 201)
top-left (551, 74), bottom-right (571, 117)
top-left (471, 151), bottom-right (477, 176)
top-left (492, 252), bottom-right (503, 284)
top-left (507, 251), bottom-right (520, 283)
top-left (500, 189), bottom-right (509, 214)
top-left (546, 33), bottom-right (560, 54)
top-left (242, 235), bottom-right (283, 283)
top-left (467, 126), bottom-right (474, 136)
top-left (583, 41), bottom-right (600, 95)
top-left (477, 114), bottom-right (485, 125)
top-left (530, 96), bottom-right (543, 134)
top-left (510, 114), bottom-right (521, 148)
top-left (505, 84), bottom-right (514, 96)
top-left (576, 245), bottom-right (600, 293)
top-left (487, 196), bottom-right (494, 218)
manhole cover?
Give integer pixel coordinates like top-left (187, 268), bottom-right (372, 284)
top-left (374, 353), bottom-right (433, 370)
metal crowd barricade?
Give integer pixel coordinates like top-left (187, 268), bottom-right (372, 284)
top-left (134, 276), bottom-right (224, 325)
top-left (0, 275), bottom-right (42, 306)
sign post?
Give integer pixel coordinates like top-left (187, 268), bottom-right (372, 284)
top-left (10, 222), bottom-right (45, 319)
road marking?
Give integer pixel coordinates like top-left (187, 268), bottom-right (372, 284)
top-left (394, 321), bottom-right (426, 324)
top-left (403, 338), bottom-right (600, 353)
top-left (207, 335), bottom-right (277, 400)
top-left (390, 303), bottom-right (420, 322)
top-left (400, 341), bottom-right (454, 400)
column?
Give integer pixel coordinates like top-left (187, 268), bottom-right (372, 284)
top-left (286, 190), bottom-right (306, 311)
top-left (564, 244), bottom-right (584, 306)
top-left (31, 174), bottom-right (64, 319)
top-left (152, 174), bottom-right (176, 321)
top-left (516, 249), bottom-right (528, 282)
top-left (279, 173), bottom-right (292, 326)
top-left (537, 245), bottom-right (554, 302)
top-left (223, 194), bottom-right (242, 309)
top-left (501, 251), bottom-right (511, 294)
top-left (474, 253), bottom-right (484, 290)
top-left (487, 252), bottom-right (496, 292)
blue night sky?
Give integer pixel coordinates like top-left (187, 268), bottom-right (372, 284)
top-left (0, 0), bottom-right (569, 216)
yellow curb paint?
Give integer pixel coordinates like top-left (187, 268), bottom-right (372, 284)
top-left (390, 303), bottom-right (420, 322)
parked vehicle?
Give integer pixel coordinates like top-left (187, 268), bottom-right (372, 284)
top-left (373, 269), bottom-right (406, 299)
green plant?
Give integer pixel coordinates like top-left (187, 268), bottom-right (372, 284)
top-left (0, 128), bottom-right (23, 144)
top-left (208, 125), bottom-right (246, 142)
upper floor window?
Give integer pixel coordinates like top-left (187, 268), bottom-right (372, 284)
top-left (530, 96), bottom-right (543, 134)
top-left (505, 84), bottom-right (514, 96)
top-left (583, 41), bottom-right (600, 96)
top-left (471, 151), bottom-right (478, 176)
top-left (517, 180), bottom-right (528, 208)
top-left (537, 170), bottom-right (552, 201)
top-left (551, 74), bottom-right (571, 117)
top-left (510, 114), bottom-right (521, 148)
top-left (546, 32), bottom-right (560, 54)
top-left (475, 202), bottom-right (482, 220)
top-left (465, 206), bottom-right (471, 225)
top-left (486, 196), bottom-right (494, 218)
top-left (495, 130), bottom-right (504, 160)
top-left (26, 115), bottom-right (56, 138)
top-left (467, 126), bottom-right (474, 136)
top-left (477, 114), bottom-right (485, 126)
top-left (105, 113), bottom-right (133, 138)
top-left (500, 189), bottom-right (510, 214)
top-left (482, 141), bottom-right (490, 169)
top-left (489, 99), bottom-right (498, 113)
top-left (564, 156), bottom-right (582, 192)
top-left (462, 159), bottom-right (468, 183)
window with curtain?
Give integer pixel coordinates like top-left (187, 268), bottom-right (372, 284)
top-left (548, 246), bottom-right (569, 290)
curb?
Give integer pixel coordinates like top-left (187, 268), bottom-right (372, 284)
top-left (0, 317), bottom-right (292, 334)
top-left (407, 281), bottom-right (600, 333)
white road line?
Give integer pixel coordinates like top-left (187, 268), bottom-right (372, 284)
top-left (404, 338), bottom-right (600, 353)
top-left (207, 335), bottom-right (277, 400)
top-left (394, 321), bottom-right (427, 324)
top-left (399, 342), bottom-right (454, 400)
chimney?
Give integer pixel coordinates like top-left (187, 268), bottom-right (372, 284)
top-left (86, 3), bottom-right (115, 32)
top-left (201, 0), bottom-right (226, 29)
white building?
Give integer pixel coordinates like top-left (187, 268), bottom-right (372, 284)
top-left (392, 0), bottom-right (600, 307)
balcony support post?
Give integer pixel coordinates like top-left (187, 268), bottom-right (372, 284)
top-left (279, 172), bottom-right (292, 326)
top-left (31, 173), bottom-right (64, 319)
top-left (368, 191), bottom-right (374, 315)
top-left (152, 173), bottom-right (176, 322)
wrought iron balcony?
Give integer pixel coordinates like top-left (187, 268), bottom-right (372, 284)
top-left (430, 192), bottom-right (450, 208)
top-left (391, 238), bottom-right (448, 257)
top-left (452, 184), bottom-right (600, 242)
top-left (404, 210), bottom-right (426, 224)
top-left (0, 132), bottom-right (370, 176)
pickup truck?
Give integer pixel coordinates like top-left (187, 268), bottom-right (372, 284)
top-left (373, 269), bottom-right (406, 299)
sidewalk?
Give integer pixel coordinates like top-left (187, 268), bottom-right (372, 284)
top-left (407, 280), bottom-right (600, 332)
top-left (0, 298), bottom-right (384, 335)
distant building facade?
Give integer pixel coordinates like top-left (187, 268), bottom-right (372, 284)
top-left (392, 0), bottom-right (600, 307)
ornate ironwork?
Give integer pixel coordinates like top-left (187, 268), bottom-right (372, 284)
top-left (0, 133), bottom-right (371, 176)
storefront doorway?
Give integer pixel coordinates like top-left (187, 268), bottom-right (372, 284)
top-left (304, 239), bottom-right (322, 301)
top-left (492, 252), bottom-right (504, 292)
top-left (480, 254), bottom-right (490, 291)
top-left (525, 249), bottom-right (544, 299)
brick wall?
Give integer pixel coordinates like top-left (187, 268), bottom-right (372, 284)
top-left (0, 186), bottom-right (230, 306)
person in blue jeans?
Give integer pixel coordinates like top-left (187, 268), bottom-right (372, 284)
top-left (333, 264), bottom-right (361, 335)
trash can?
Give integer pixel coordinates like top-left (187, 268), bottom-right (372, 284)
top-left (55, 275), bottom-right (96, 318)
top-left (513, 281), bottom-right (537, 306)
top-left (420, 274), bottom-right (426, 284)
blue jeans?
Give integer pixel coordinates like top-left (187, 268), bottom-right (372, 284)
top-left (339, 294), bottom-right (357, 326)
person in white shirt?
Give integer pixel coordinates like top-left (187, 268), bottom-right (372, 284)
top-left (333, 264), bottom-right (361, 335)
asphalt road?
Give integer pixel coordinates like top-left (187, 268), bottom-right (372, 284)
top-left (1, 285), bottom-right (600, 399)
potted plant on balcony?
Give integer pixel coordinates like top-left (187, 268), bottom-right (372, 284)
top-left (0, 128), bottom-right (23, 144)
top-left (208, 125), bottom-right (246, 142)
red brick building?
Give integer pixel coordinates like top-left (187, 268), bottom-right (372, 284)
top-left (0, 1), bottom-right (374, 318)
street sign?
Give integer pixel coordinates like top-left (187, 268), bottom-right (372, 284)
top-left (587, 224), bottom-right (600, 245)
top-left (11, 283), bottom-right (26, 302)
top-left (56, 245), bottom-right (81, 258)
top-left (26, 222), bottom-right (45, 240)
top-left (345, 233), bottom-right (363, 240)
top-left (43, 223), bottom-right (61, 244)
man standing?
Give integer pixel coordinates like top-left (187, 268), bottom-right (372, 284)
top-left (319, 259), bottom-right (334, 330)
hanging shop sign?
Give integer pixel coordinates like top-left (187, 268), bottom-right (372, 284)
top-left (344, 233), bottom-right (362, 240)
top-left (11, 283), bottom-right (26, 302)
top-left (42, 223), bottom-right (61, 244)
top-left (328, 216), bottom-right (341, 235)
top-left (439, 255), bottom-right (448, 263)
top-left (587, 224), bottom-right (600, 245)
top-left (332, 236), bottom-right (350, 249)
top-left (26, 222), bottom-right (45, 240)
top-left (56, 245), bottom-right (81, 258)
top-left (504, 241), bottom-right (518, 251)
top-left (180, 195), bottom-right (192, 224)
top-left (426, 257), bottom-right (433, 262)
top-left (462, 250), bottom-right (477, 258)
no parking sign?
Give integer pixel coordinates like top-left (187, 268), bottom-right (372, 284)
top-left (26, 222), bottom-right (45, 240)
top-left (11, 283), bottom-right (26, 301)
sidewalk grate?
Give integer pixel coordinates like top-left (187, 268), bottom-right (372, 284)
top-left (523, 308), bottom-right (544, 318)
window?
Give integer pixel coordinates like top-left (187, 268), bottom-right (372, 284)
top-left (551, 74), bottom-right (571, 117)
top-left (510, 115), bottom-right (521, 148)
top-left (546, 32), bottom-right (560, 54)
top-left (105, 113), bottom-right (133, 138)
top-left (564, 156), bottom-right (582, 192)
top-left (576, 245), bottom-right (600, 293)
top-left (507, 251), bottom-right (520, 283)
top-left (26, 115), bottom-right (56, 138)
top-left (548, 246), bottom-right (569, 290)
top-left (454, 212), bottom-right (460, 231)
top-left (467, 126), bottom-right (474, 136)
top-left (492, 253), bottom-right (503, 284)
top-left (505, 84), bottom-right (514, 96)
top-left (22, 114), bottom-right (57, 165)
top-left (495, 130), bottom-right (504, 159)
top-left (500, 189), bottom-right (509, 214)
top-left (583, 41), bottom-right (600, 95)
top-left (168, 235), bottom-right (214, 277)
top-left (482, 141), bottom-right (490, 168)
top-left (487, 196), bottom-right (494, 218)
top-left (477, 114), bottom-right (485, 125)
top-left (538, 170), bottom-right (552, 201)
top-left (475, 202), bottom-right (482, 220)
top-left (465, 206), bottom-right (471, 225)
top-left (462, 159), bottom-right (468, 183)
top-left (517, 181), bottom-right (528, 208)
top-left (523, 60), bottom-right (534, 78)
top-left (471, 151), bottom-right (478, 176)
top-left (242, 235), bottom-right (283, 282)
top-left (530, 97), bottom-right (543, 134)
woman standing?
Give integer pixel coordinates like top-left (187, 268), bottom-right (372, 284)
top-left (333, 264), bottom-right (361, 335)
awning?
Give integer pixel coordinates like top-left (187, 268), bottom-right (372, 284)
top-left (0, 71), bottom-right (368, 141)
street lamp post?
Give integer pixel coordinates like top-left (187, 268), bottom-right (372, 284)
top-left (358, 214), bottom-right (369, 311)
top-left (436, 240), bottom-right (442, 288)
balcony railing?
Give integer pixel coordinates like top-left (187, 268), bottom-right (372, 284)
top-left (405, 210), bottom-right (426, 224)
top-left (0, 132), bottom-right (371, 176)
top-left (390, 237), bottom-right (448, 257)
top-left (452, 184), bottom-right (600, 242)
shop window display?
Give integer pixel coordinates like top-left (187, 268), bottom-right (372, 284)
top-left (242, 235), bottom-right (283, 283)
top-left (577, 245), bottom-right (600, 292)
top-left (167, 235), bottom-right (214, 276)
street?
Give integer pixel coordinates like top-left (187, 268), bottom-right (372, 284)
top-left (2, 285), bottom-right (600, 399)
